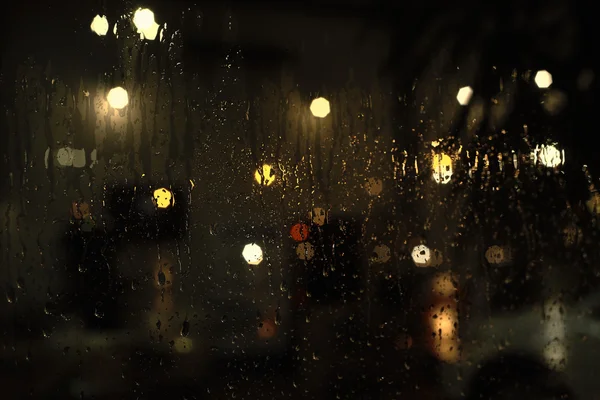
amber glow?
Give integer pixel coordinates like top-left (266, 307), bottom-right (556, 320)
top-left (310, 97), bottom-right (330, 118)
top-left (258, 319), bottom-right (277, 340)
top-left (296, 242), bottom-right (315, 260)
top-left (432, 153), bottom-right (453, 184)
top-left (254, 164), bottom-right (276, 186)
top-left (153, 188), bottom-right (174, 209)
top-left (107, 86), bottom-right (129, 109)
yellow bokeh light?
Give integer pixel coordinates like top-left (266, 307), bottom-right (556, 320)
top-left (107, 87), bottom-right (129, 109)
top-left (535, 70), bottom-right (553, 89)
top-left (254, 164), bottom-right (276, 186)
top-left (456, 86), bottom-right (473, 106)
top-left (153, 188), bottom-right (174, 209)
top-left (432, 153), bottom-right (453, 184)
top-left (90, 15), bottom-right (109, 36)
top-left (310, 97), bottom-right (330, 118)
top-left (133, 8), bottom-right (156, 31)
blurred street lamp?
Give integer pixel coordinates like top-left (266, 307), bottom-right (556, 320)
top-left (107, 87), bottom-right (129, 109)
top-left (531, 143), bottom-right (564, 168)
top-left (133, 8), bottom-right (160, 40)
top-left (90, 15), bottom-right (109, 36)
top-left (310, 97), bottom-right (330, 118)
top-left (243, 243), bottom-right (263, 266)
top-left (456, 86), bottom-right (473, 106)
top-left (535, 70), bottom-right (553, 89)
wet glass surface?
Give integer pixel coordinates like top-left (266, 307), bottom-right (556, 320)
top-left (0, 1), bottom-right (598, 399)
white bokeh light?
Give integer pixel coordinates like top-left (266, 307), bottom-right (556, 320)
top-left (90, 15), bottom-right (109, 36)
top-left (107, 87), bottom-right (129, 109)
top-left (133, 8), bottom-right (155, 30)
top-left (310, 97), bottom-right (330, 118)
top-left (243, 243), bottom-right (263, 266)
top-left (133, 8), bottom-right (160, 40)
top-left (531, 143), bottom-right (564, 168)
top-left (411, 245), bottom-right (432, 267)
top-left (456, 86), bottom-right (473, 106)
top-left (535, 70), bottom-right (553, 89)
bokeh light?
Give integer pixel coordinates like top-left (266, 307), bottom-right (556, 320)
top-left (535, 70), bottom-right (553, 89)
top-left (243, 243), bottom-right (263, 265)
top-left (310, 97), bottom-right (330, 118)
top-left (254, 164), bottom-right (276, 186)
top-left (107, 86), bottom-right (129, 109)
top-left (90, 15), bottom-right (109, 36)
top-left (456, 86), bottom-right (473, 106)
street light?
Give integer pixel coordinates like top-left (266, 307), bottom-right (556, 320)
top-left (133, 8), bottom-right (160, 40)
top-left (456, 86), bottom-right (473, 106)
top-left (90, 15), bottom-right (109, 36)
top-left (310, 97), bottom-right (330, 118)
top-left (535, 70), bottom-right (553, 89)
top-left (107, 87), bottom-right (129, 109)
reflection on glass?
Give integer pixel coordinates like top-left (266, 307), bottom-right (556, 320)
top-left (365, 177), bottom-right (383, 196)
top-left (428, 272), bottom-right (459, 363)
top-left (296, 242), bottom-right (315, 260)
top-left (310, 97), bottom-right (330, 118)
top-left (543, 298), bottom-right (567, 370)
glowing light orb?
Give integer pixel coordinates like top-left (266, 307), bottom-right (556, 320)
top-left (532, 144), bottom-right (564, 168)
top-left (90, 15), bottom-right (109, 36)
top-left (432, 153), bottom-right (453, 184)
top-left (153, 188), bottom-right (174, 209)
top-left (107, 87), bottom-right (129, 109)
top-left (310, 97), bottom-right (330, 118)
top-left (535, 70), bottom-right (553, 89)
top-left (254, 164), bottom-right (276, 186)
top-left (456, 86), bottom-right (473, 106)
top-left (243, 243), bottom-right (263, 266)
top-left (411, 244), bottom-right (431, 267)
top-left (133, 8), bottom-right (155, 30)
